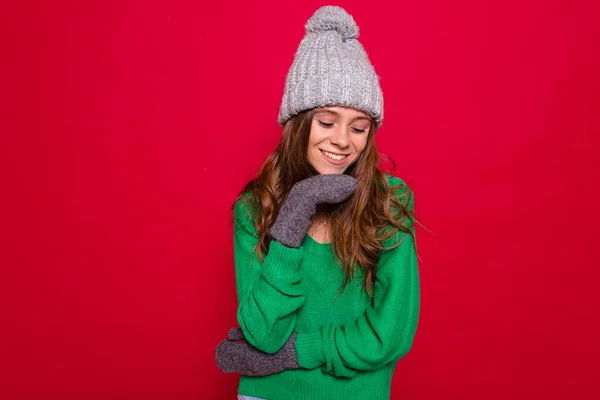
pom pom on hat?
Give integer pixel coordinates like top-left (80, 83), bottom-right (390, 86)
top-left (305, 5), bottom-right (359, 40)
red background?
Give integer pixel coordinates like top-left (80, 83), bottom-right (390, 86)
top-left (2, 0), bottom-right (599, 399)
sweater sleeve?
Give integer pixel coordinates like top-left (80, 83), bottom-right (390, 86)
top-left (233, 196), bottom-right (306, 354)
top-left (294, 182), bottom-right (420, 378)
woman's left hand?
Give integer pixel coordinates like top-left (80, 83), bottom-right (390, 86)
top-left (215, 328), bottom-right (299, 376)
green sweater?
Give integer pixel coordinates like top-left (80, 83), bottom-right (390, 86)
top-left (233, 174), bottom-right (420, 400)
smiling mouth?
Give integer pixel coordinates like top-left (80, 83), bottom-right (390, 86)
top-left (320, 149), bottom-right (349, 161)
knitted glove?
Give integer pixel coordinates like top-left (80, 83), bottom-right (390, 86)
top-left (270, 174), bottom-right (357, 248)
top-left (215, 328), bottom-right (299, 376)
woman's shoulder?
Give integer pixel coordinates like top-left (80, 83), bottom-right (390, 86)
top-left (381, 172), bottom-right (414, 211)
top-left (382, 172), bottom-right (412, 195)
top-left (232, 192), bottom-right (261, 238)
top-left (382, 172), bottom-right (407, 188)
top-left (233, 192), bottom-right (258, 218)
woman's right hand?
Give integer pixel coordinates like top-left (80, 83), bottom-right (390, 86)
top-left (269, 174), bottom-right (357, 248)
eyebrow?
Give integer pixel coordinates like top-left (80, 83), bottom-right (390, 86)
top-left (315, 108), bottom-right (371, 122)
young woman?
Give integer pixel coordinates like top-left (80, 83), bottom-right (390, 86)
top-left (216, 6), bottom-right (420, 400)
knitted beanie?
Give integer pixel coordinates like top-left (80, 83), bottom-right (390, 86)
top-left (278, 6), bottom-right (384, 127)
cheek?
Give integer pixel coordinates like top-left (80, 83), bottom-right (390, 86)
top-left (352, 135), bottom-right (369, 154)
top-left (308, 124), bottom-right (330, 146)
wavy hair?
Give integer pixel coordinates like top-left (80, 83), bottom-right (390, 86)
top-left (234, 109), bottom-right (416, 297)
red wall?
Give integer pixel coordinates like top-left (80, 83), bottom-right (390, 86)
top-left (2, 0), bottom-right (599, 399)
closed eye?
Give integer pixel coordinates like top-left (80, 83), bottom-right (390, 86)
top-left (318, 120), bottom-right (367, 133)
top-left (317, 120), bottom-right (334, 128)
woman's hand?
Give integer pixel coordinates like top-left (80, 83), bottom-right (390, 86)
top-left (270, 174), bottom-right (357, 248)
top-left (215, 328), bottom-right (299, 376)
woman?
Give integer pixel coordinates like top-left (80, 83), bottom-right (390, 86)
top-left (216, 6), bottom-right (420, 400)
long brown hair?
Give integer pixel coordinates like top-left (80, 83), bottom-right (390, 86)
top-left (235, 109), bottom-right (416, 296)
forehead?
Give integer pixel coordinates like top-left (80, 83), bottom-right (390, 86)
top-left (315, 106), bottom-right (370, 120)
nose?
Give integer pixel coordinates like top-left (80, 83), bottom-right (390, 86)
top-left (329, 126), bottom-right (349, 148)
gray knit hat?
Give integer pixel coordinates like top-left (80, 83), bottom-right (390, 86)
top-left (278, 6), bottom-right (384, 127)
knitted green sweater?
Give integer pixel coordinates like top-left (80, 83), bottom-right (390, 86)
top-left (233, 174), bottom-right (420, 400)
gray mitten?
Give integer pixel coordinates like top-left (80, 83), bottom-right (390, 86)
top-left (270, 174), bottom-right (357, 248)
top-left (215, 328), bottom-right (299, 376)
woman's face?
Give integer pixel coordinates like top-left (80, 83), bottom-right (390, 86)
top-left (307, 106), bottom-right (371, 175)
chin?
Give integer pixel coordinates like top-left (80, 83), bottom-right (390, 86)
top-left (315, 165), bottom-right (348, 175)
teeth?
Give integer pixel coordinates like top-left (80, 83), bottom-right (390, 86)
top-left (322, 150), bottom-right (347, 161)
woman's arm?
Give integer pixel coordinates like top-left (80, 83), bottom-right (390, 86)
top-left (220, 223), bottom-right (419, 378)
top-left (234, 196), bottom-right (305, 354)
top-left (295, 227), bottom-right (420, 377)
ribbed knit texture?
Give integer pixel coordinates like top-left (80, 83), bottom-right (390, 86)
top-left (278, 6), bottom-right (384, 127)
top-left (233, 174), bottom-right (420, 400)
